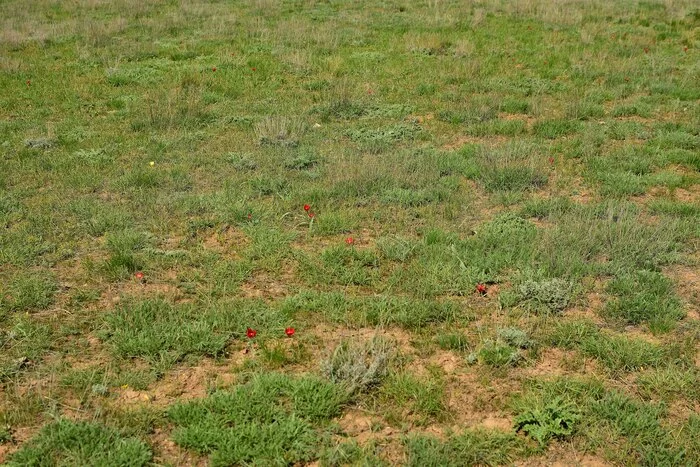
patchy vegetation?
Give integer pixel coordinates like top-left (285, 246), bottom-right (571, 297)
top-left (0, 0), bottom-right (698, 464)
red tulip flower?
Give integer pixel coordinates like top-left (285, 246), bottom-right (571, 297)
top-left (251, 67), bottom-right (256, 71)
top-left (308, 211), bottom-right (315, 218)
top-left (134, 271), bottom-right (144, 280)
top-left (476, 283), bottom-right (487, 295)
top-left (246, 328), bottom-right (257, 338)
top-left (212, 66), bottom-right (217, 72)
top-left (303, 204), bottom-right (311, 211)
top-left (285, 327), bottom-right (295, 337)
top-left (345, 237), bottom-right (354, 245)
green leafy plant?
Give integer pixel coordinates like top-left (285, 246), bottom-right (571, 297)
top-left (514, 397), bottom-right (580, 445)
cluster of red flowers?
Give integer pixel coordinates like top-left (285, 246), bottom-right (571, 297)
top-left (303, 204), bottom-right (315, 218)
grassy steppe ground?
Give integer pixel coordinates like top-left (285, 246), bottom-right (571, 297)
top-left (1, 0), bottom-right (699, 465)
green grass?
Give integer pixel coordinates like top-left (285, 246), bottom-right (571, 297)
top-left (6, 419), bottom-right (152, 466)
top-left (515, 377), bottom-right (697, 465)
top-left (404, 429), bottom-right (526, 467)
top-left (100, 298), bottom-right (287, 369)
top-left (0, 0), bottom-right (698, 464)
top-left (168, 373), bottom-right (346, 465)
top-left (379, 371), bottom-right (447, 425)
top-left (604, 270), bottom-right (684, 332)
top-left (0, 271), bottom-right (58, 315)
top-left (550, 320), bottom-right (683, 373)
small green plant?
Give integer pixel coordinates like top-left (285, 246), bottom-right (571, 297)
top-left (227, 152), bottom-right (258, 171)
top-left (517, 277), bottom-right (574, 313)
top-left (322, 337), bottom-right (392, 396)
top-left (283, 147), bottom-right (321, 170)
top-left (472, 327), bottom-right (534, 368)
top-left (497, 327), bottom-right (533, 349)
top-left (436, 332), bottom-right (470, 352)
top-left (0, 426), bottom-right (11, 444)
top-left (470, 341), bottom-right (522, 368)
top-left (514, 396), bottom-right (580, 445)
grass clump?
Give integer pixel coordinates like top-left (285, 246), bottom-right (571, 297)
top-left (405, 429), bottom-right (525, 466)
top-left (283, 291), bottom-right (464, 330)
top-left (469, 327), bottom-right (533, 368)
top-left (604, 270), bottom-right (683, 332)
top-left (169, 373), bottom-right (346, 465)
top-left (6, 419), bottom-right (152, 467)
top-left (474, 145), bottom-right (548, 192)
top-left (637, 367), bottom-right (700, 402)
top-left (533, 119), bottom-right (580, 139)
top-left (379, 371), bottom-right (447, 425)
top-left (299, 246), bottom-right (380, 286)
top-left (550, 321), bottom-right (674, 373)
top-left (436, 332), bottom-right (471, 353)
top-left (254, 116), bottom-right (306, 147)
top-left (581, 335), bottom-right (669, 373)
top-left (0, 271), bottom-right (58, 315)
top-left (377, 236), bottom-right (417, 262)
top-left (101, 298), bottom-right (281, 367)
top-left (319, 440), bottom-right (387, 466)
top-left (0, 316), bottom-right (53, 381)
top-left (346, 123), bottom-right (421, 153)
top-left (535, 204), bottom-right (690, 278)
top-left (102, 229), bottom-right (149, 280)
